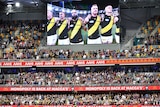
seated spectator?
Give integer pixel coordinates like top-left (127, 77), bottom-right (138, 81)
top-left (0, 93), bottom-right (159, 105)
top-left (0, 66), bottom-right (159, 86)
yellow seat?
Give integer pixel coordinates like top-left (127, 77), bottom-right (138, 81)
top-left (158, 27), bottom-right (160, 34)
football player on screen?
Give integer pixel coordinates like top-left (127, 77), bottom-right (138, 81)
top-left (69, 9), bottom-right (84, 45)
top-left (84, 4), bottom-right (102, 44)
top-left (112, 8), bottom-right (120, 43)
top-left (47, 5), bottom-right (58, 45)
top-left (57, 11), bottom-right (70, 45)
top-left (100, 5), bottom-right (115, 44)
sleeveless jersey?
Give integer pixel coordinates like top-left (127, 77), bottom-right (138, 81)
top-left (57, 19), bottom-right (69, 39)
top-left (101, 15), bottom-right (114, 36)
top-left (70, 18), bottom-right (83, 43)
top-left (88, 15), bottom-right (101, 39)
top-left (47, 18), bottom-right (57, 36)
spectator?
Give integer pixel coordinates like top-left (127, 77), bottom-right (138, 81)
top-left (0, 93), bottom-right (159, 105)
top-left (0, 66), bottom-right (159, 86)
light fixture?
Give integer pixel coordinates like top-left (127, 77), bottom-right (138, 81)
top-left (66, 9), bottom-right (71, 13)
top-left (30, 1), bottom-right (38, 7)
top-left (15, 2), bottom-right (20, 7)
top-left (79, 11), bottom-right (83, 14)
top-left (6, 12), bottom-right (9, 15)
top-left (7, 4), bottom-right (12, 8)
top-left (83, 11), bottom-right (87, 14)
top-left (35, 3), bottom-right (38, 7)
top-left (54, 7), bottom-right (59, 11)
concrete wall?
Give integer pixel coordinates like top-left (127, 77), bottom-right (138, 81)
top-left (120, 7), bottom-right (160, 39)
top-left (39, 44), bottom-right (121, 51)
top-left (0, 12), bottom-right (46, 20)
top-left (120, 7), bottom-right (160, 29)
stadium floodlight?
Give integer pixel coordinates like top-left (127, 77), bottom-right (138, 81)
top-left (7, 4), bottom-right (12, 8)
top-left (15, 2), bottom-right (20, 7)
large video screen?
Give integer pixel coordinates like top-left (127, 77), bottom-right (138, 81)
top-left (47, 2), bottom-right (120, 45)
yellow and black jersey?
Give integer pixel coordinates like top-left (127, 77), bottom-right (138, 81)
top-left (101, 15), bottom-right (114, 36)
top-left (57, 19), bottom-right (69, 39)
top-left (88, 15), bottom-right (101, 39)
top-left (70, 18), bottom-right (83, 43)
top-left (47, 18), bottom-right (57, 36)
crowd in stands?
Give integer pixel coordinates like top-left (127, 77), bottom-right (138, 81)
top-left (0, 66), bottom-right (159, 86)
top-left (144, 32), bottom-right (160, 45)
top-left (140, 15), bottom-right (160, 35)
top-left (0, 45), bottom-right (160, 60)
top-left (135, 15), bottom-right (160, 46)
top-left (0, 20), bottom-right (45, 51)
top-left (0, 25), bottom-right (10, 51)
top-left (0, 13), bottom-right (160, 107)
top-left (0, 17), bottom-right (159, 60)
top-left (0, 93), bottom-right (160, 105)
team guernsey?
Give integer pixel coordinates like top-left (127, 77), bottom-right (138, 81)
top-left (57, 19), bottom-right (69, 39)
top-left (70, 18), bottom-right (83, 43)
top-left (88, 15), bottom-right (101, 39)
top-left (101, 15), bottom-right (114, 36)
top-left (47, 18), bottom-right (58, 45)
top-left (47, 18), bottom-right (57, 35)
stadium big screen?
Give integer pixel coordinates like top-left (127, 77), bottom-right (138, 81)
top-left (47, 0), bottom-right (120, 45)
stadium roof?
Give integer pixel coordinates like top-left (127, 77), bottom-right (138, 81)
top-left (0, 0), bottom-right (160, 13)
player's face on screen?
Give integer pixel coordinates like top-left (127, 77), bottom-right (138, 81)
top-left (91, 5), bottom-right (98, 15)
top-left (71, 10), bottom-right (77, 17)
top-left (105, 5), bottom-right (113, 16)
top-left (59, 12), bottom-right (65, 19)
top-left (47, 10), bottom-right (53, 20)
